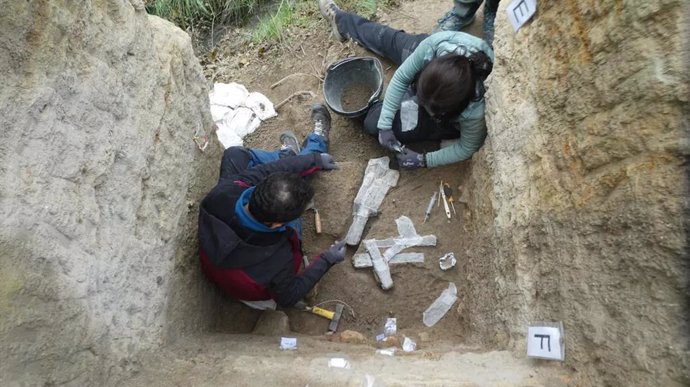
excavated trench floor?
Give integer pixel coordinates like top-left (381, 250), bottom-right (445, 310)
top-left (200, 0), bottom-right (490, 342)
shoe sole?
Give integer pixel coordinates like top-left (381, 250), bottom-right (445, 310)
top-left (319, 0), bottom-right (345, 42)
top-left (280, 131), bottom-right (301, 153)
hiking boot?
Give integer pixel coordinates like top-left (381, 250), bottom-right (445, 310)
top-left (279, 131), bottom-right (301, 158)
top-left (433, 9), bottom-right (475, 33)
top-left (311, 103), bottom-right (332, 142)
top-left (319, 0), bottom-right (344, 41)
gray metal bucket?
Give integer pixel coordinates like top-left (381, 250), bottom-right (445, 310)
top-left (323, 57), bottom-right (384, 118)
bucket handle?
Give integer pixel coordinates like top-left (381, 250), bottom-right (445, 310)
top-left (327, 57), bottom-right (384, 81)
top-left (327, 56), bottom-right (367, 72)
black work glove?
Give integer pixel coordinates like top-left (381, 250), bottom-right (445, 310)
top-left (378, 129), bottom-right (402, 152)
top-left (320, 153), bottom-right (338, 170)
top-left (320, 240), bottom-right (346, 265)
top-left (396, 148), bottom-right (426, 169)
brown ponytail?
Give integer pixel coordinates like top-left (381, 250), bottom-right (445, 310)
top-left (468, 51), bottom-right (493, 79)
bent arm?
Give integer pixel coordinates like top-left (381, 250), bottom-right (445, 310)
top-left (236, 153), bottom-right (324, 186)
top-left (269, 254), bottom-right (334, 307)
top-left (425, 112), bottom-right (487, 167)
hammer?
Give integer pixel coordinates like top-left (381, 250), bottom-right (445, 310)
top-left (305, 201), bottom-right (322, 234)
top-left (294, 301), bottom-right (345, 333)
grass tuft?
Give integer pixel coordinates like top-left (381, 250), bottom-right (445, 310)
top-left (354, 0), bottom-right (378, 17)
top-left (145, 0), bottom-right (384, 46)
top-left (250, 0), bottom-right (308, 44)
top-left (145, 0), bottom-right (259, 30)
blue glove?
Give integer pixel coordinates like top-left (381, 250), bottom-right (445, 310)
top-left (319, 153), bottom-right (338, 170)
top-left (321, 240), bottom-right (346, 265)
top-left (396, 148), bottom-right (426, 169)
top-left (378, 129), bottom-right (402, 151)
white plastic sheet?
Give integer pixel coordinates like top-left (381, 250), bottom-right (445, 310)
top-left (345, 157), bottom-right (399, 245)
top-left (422, 282), bottom-right (458, 327)
top-left (209, 82), bottom-right (277, 148)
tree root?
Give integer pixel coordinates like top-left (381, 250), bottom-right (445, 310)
top-left (275, 91), bottom-right (316, 110)
top-left (271, 73), bottom-right (322, 89)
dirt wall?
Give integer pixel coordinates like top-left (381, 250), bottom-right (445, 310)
top-left (460, 0), bottom-right (689, 385)
top-left (0, 1), bottom-right (219, 384)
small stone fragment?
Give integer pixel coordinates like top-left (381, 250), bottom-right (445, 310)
top-left (375, 335), bottom-right (401, 349)
top-left (339, 330), bottom-right (367, 344)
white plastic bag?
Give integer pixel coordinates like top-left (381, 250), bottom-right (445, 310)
top-left (422, 282), bottom-right (458, 327)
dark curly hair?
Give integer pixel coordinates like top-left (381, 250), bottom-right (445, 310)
top-left (416, 51), bottom-right (493, 120)
top-left (248, 172), bottom-right (314, 224)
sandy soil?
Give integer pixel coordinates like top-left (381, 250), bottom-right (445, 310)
top-left (204, 0), bottom-right (491, 344)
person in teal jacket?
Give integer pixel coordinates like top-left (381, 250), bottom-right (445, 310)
top-left (319, 0), bottom-right (495, 169)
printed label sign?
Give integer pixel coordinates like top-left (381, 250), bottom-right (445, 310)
top-left (527, 323), bottom-right (564, 360)
top-left (506, 0), bottom-right (537, 31)
top-left (280, 337), bottom-right (297, 350)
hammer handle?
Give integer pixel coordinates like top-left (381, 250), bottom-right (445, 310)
top-left (314, 210), bottom-right (322, 234)
top-left (310, 306), bottom-right (334, 320)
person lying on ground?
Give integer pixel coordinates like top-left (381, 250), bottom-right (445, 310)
top-left (198, 104), bottom-right (345, 310)
top-left (319, 0), bottom-right (495, 170)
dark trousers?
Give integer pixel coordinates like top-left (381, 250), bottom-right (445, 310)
top-left (219, 133), bottom-right (327, 183)
top-left (219, 147), bottom-right (253, 182)
top-left (335, 12), bottom-right (461, 143)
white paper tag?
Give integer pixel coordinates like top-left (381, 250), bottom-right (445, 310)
top-left (527, 323), bottom-right (564, 360)
top-left (376, 348), bottom-right (396, 356)
top-left (506, 0), bottom-right (537, 32)
top-left (328, 358), bottom-right (351, 369)
top-left (402, 337), bottom-right (417, 352)
top-left (280, 337), bottom-right (297, 350)
top-left (384, 318), bottom-right (397, 336)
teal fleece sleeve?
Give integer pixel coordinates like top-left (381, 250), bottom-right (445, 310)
top-left (424, 101), bottom-right (487, 167)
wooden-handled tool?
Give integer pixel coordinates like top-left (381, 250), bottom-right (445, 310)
top-left (306, 200), bottom-right (322, 234)
top-left (314, 209), bottom-right (322, 234)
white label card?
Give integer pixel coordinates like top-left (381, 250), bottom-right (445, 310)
top-left (280, 337), bottom-right (297, 350)
top-left (506, 0), bottom-right (537, 32)
top-left (527, 324), bottom-right (564, 361)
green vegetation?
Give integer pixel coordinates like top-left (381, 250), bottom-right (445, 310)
top-left (145, 0), bottom-right (384, 45)
top-left (250, 0), bottom-right (307, 43)
top-left (145, 0), bottom-right (259, 30)
top-left (353, 0), bottom-right (378, 17)
top-left (248, 0), bottom-right (380, 44)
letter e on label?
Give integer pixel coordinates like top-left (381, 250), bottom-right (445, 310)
top-left (507, 0), bottom-right (537, 31)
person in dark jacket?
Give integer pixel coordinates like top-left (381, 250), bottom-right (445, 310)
top-left (198, 104), bottom-right (345, 309)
